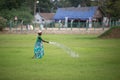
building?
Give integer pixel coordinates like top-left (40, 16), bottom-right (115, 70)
top-left (53, 6), bottom-right (104, 27)
top-left (33, 13), bottom-right (55, 24)
top-left (54, 6), bottom-right (103, 21)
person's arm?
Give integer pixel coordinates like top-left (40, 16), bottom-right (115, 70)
top-left (41, 38), bottom-right (49, 43)
top-left (38, 36), bottom-right (49, 43)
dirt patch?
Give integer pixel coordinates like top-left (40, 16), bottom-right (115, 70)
top-left (99, 27), bottom-right (120, 39)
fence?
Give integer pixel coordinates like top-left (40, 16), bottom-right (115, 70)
top-left (5, 20), bottom-right (120, 32)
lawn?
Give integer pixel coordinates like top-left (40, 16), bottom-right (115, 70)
top-left (0, 34), bottom-right (120, 80)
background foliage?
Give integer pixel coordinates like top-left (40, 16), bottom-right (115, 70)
top-left (0, 17), bottom-right (7, 30)
top-left (0, 0), bottom-right (119, 28)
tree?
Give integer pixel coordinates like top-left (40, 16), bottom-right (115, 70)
top-left (13, 7), bottom-right (33, 25)
top-left (111, 0), bottom-right (120, 18)
top-left (0, 0), bottom-right (33, 25)
top-left (69, 0), bottom-right (91, 7)
top-left (0, 17), bottom-right (7, 31)
top-left (103, 0), bottom-right (120, 19)
top-left (0, 0), bottom-right (25, 10)
top-left (57, 0), bottom-right (71, 7)
top-left (37, 0), bottom-right (53, 12)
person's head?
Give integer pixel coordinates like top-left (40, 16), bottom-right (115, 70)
top-left (38, 30), bottom-right (42, 35)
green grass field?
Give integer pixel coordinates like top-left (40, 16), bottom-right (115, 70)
top-left (0, 34), bottom-right (120, 80)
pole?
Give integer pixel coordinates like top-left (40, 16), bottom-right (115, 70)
top-left (34, 0), bottom-right (37, 16)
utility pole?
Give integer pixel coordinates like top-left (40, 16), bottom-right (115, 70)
top-left (34, 0), bottom-right (36, 15)
top-left (34, 0), bottom-right (40, 15)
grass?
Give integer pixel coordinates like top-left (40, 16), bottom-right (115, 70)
top-left (0, 34), bottom-right (120, 80)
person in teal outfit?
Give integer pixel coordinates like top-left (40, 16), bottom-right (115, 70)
top-left (33, 30), bottom-right (49, 59)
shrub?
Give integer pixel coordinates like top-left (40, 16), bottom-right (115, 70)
top-left (0, 17), bottom-right (7, 31)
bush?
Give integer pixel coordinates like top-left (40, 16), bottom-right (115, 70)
top-left (0, 17), bottom-right (7, 31)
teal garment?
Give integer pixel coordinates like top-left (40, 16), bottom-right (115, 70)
top-left (34, 36), bottom-right (44, 59)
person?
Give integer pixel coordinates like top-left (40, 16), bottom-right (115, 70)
top-left (33, 30), bottom-right (49, 59)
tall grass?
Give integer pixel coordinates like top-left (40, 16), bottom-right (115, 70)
top-left (0, 34), bottom-right (120, 80)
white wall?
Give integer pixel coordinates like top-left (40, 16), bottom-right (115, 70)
top-left (34, 13), bottom-right (43, 23)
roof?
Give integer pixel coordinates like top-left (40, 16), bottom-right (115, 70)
top-left (53, 6), bottom-right (99, 20)
top-left (40, 13), bottom-right (55, 20)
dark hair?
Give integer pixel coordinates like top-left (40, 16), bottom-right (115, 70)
top-left (38, 32), bottom-right (42, 35)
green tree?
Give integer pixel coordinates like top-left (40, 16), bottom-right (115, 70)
top-left (0, 0), bottom-right (25, 10)
top-left (37, 0), bottom-right (53, 12)
top-left (0, 17), bottom-right (7, 30)
top-left (0, 0), bottom-right (33, 25)
top-left (103, 0), bottom-right (120, 18)
top-left (111, 0), bottom-right (120, 18)
top-left (58, 0), bottom-right (71, 7)
top-left (69, 0), bottom-right (91, 7)
top-left (12, 7), bottom-right (33, 25)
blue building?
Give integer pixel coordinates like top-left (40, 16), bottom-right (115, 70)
top-left (54, 6), bottom-right (103, 21)
top-left (53, 6), bottom-right (104, 27)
